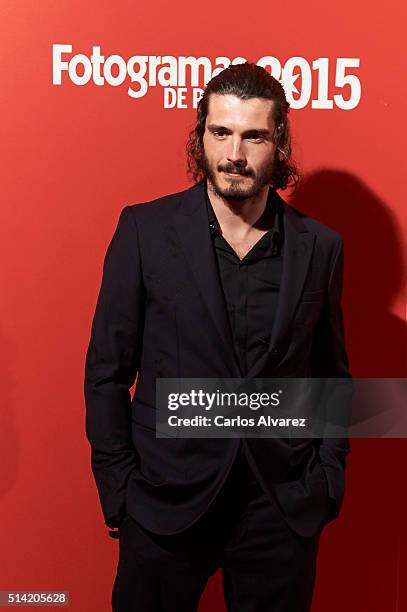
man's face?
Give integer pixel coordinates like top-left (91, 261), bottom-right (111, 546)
top-left (202, 93), bottom-right (277, 201)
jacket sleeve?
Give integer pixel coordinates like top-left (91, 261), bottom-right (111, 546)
top-left (310, 236), bottom-right (352, 522)
top-left (84, 206), bottom-right (145, 529)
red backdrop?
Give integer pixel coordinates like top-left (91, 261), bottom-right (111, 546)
top-left (1, 1), bottom-right (406, 610)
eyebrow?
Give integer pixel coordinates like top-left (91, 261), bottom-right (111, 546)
top-left (206, 124), bottom-right (272, 137)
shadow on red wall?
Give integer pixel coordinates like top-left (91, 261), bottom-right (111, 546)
top-left (292, 169), bottom-right (405, 377)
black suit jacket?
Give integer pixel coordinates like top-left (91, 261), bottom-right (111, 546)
top-left (84, 180), bottom-right (351, 538)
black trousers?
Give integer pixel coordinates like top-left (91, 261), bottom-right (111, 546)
top-left (112, 444), bottom-right (321, 612)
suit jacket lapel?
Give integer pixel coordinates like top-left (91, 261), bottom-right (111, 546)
top-left (269, 193), bottom-right (315, 352)
top-left (173, 181), bottom-right (243, 378)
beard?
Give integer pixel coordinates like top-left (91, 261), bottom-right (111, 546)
top-left (202, 152), bottom-right (275, 201)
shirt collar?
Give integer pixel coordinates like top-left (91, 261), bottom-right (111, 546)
top-left (204, 179), bottom-right (283, 253)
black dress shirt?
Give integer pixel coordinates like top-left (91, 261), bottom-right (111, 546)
top-left (204, 181), bottom-right (284, 377)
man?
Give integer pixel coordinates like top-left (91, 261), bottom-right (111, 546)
top-left (84, 62), bottom-right (351, 611)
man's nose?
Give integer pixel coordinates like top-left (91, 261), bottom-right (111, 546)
top-left (227, 138), bottom-right (246, 166)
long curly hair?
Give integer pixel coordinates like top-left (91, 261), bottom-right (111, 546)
top-left (186, 62), bottom-right (300, 191)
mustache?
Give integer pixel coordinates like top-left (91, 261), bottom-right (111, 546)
top-left (219, 165), bottom-right (253, 177)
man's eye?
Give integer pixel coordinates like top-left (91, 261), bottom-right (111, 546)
top-left (246, 135), bottom-right (264, 142)
top-left (214, 131), bottom-right (227, 138)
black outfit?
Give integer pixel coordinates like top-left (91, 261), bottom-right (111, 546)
top-left (110, 185), bottom-right (320, 611)
top-left (84, 180), bottom-right (351, 611)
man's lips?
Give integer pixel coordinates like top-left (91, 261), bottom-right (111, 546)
top-left (223, 171), bottom-right (247, 177)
